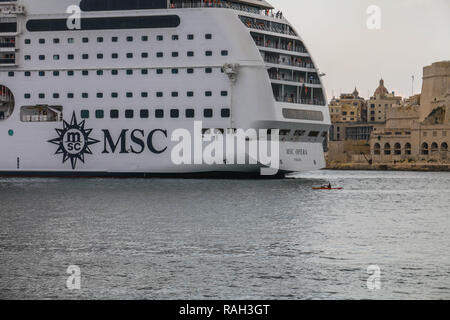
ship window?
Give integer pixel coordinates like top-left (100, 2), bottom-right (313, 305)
top-left (127, 36), bottom-right (133, 42)
top-left (172, 68), bottom-right (178, 74)
top-left (82, 37), bottom-right (89, 43)
top-left (126, 70), bottom-right (133, 75)
top-left (39, 39), bottom-right (45, 44)
top-left (157, 35), bottom-right (163, 41)
top-left (96, 110), bottom-right (104, 119)
top-left (96, 93), bottom-right (103, 98)
top-left (25, 39), bottom-right (31, 44)
top-left (67, 70), bottom-right (74, 76)
top-left (53, 93), bottom-right (60, 98)
top-left (186, 109), bottom-right (195, 118)
top-left (97, 37), bottom-right (103, 42)
top-left (53, 71), bottom-right (60, 76)
top-left (125, 110), bottom-right (134, 119)
top-left (68, 38), bottom-right (74, 43)
top-left (110, 109), bottom-right (119, 119)
top-left (157, 52), bottom-right (163, 57)
top-left (140, 109), bottom-right (149, 118)
top-left (141, 69), bottom-right (148, 75)
top-left (82, 93), bottom-right (89, 98)
top-left (205, 68), bottom-right (212, 73)
top-left (142, 35), bottom-right (148, 41)
top-left (172, 35), bottom-right (179, 40)
top-left (187, 91), bottom-right (194, 97)
top-left (81, 110), bottom-right (89, 119)
top-left (308, 131), bottom-right (320, 137)
top-left (111, 92), bottom-right (118, 98)
top-left (142, 52), bottom-right (148, 58)
top-left (205, 34), bottom-right (212, 39)
top-left (112, 53), bottom-right (118, 59)
top-left (82, 54), bottom-right (89, 59)
top-left (112, 36), bottom-right (118, 42)
top-left (205, 51), bottom-right (212, 56)
top-left (205, 91), bottom-right (212, 97)
top-left (156, 92), bottom-right (163, 97)
top-left (126, 92), bottom-right (133, 98)
top-left (8, 72), bottom-right (14, 77)
top-left (187, 51), bottom-right (194, 57)
top-left (97, 70), bottom-right (103, 76)
top-left (39, 71), bottom-right (45, 77)
top-left (187, 34), bottom-right (194, 40)
top-left (221, 91), bottom-right (228, 96)
top-left (155, 109), bottom-right (164, 118)
top-left (187, 68), bottom-right (194, 74)
top-left (221, 50), bottom-right (229, 56)
top-left (204, 109), bottom-right (213, 118)
top-left (172, 52), bottom-right (178, 57)
top-left (97, 53), bottom-right (103, 59)
top-left (221, 109), bottom-right (230, 118)
top-left (141, 91), bottom-right (148, 98)
top-left (53, 38), bottom-right (60, 44)
top-left (67, 93), bottom-right (74, 98)
top-left (20, 105), bottom-right (63, 122)
top-left (171, 92), bottom-right (178, 97)
top-left (126, 53), bottom-right (133, 58)
top-left (157, 69), bottom-right (163, 74)
top-left (170, 109), bottom-right (179, 118)
top-left (68, 54), bottom-right (74, 60)
top-left (24, 93), bottom-right (31, 99)
top-left (25, 55), bottom-right (31, 60)
top-left (82, 70), bottom-right (89, 75)
top-left (39, 55), bottom-right (45, 60)
top-left (25, 71), bottom-right (31, 76)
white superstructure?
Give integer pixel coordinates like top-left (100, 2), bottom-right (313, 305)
top-left (0, 0), bottom-right (330, 177)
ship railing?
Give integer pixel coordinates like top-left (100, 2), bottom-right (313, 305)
top-left (275, 96), bottom-right (326, 106)
top-left (255, 41), bottom-right (308, 54)
top-left (168, 1), bottom-right (283, 18)
top-left (0, 58), bottom-right (15, 64)
top-left (264, 57), bottom-right (315, 69)
top-left (269, 74), bottom-right (321, 85)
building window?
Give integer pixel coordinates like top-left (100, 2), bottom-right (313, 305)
top-left (125, 110), bottom-right (134, 119)
top-left (110, 109), bottom-right (119, 119)
top-left (96, 110), bottom-right (104, 119)
top-left (204, 109), bottom-right (213, 118)
top-left (81, 110), bottom-right (89, 119)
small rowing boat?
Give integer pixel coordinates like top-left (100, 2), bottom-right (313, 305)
top-left (312, 187), bottom-right (343, 190)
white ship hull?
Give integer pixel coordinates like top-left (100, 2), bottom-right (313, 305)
top-left (0, 0), bottom-right (330, 177)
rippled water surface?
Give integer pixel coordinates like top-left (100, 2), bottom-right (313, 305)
top-left (0, 170), bottom-right (449, 299)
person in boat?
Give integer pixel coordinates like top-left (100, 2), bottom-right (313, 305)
top-left (328, 183), bottom-right (332, 189)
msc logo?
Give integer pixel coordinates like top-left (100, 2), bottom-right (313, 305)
top-left (48, 112), bottom-right (100, 169)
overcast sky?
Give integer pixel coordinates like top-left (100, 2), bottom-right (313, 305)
top-left (269, 0), bottom-right (450, 100)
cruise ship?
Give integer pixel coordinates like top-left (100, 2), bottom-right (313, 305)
top-left (0, 0), bottom-right (330, 177)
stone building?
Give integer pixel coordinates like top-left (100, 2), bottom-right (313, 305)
top-left (369, 61), bottom-right (450, 164)
top-left (367, 79), bottom-right (402, 123)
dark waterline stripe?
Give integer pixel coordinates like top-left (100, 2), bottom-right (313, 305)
top-left (26, 15), bottom-right (180, 32)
